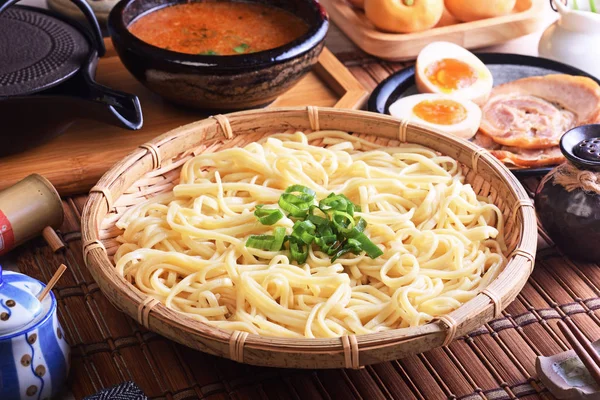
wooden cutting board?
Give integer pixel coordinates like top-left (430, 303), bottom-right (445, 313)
top-left (1, 40), bottom-right (368, 196)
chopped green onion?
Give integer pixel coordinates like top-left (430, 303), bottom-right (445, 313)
top-left (331, 211), bottom-right (355, 234)
top-left (254, 206), bottom-right (283, 225)
top-left (279, 193), bottom-right (313, 218)
top-left (292, 220), bottom-right (316, 245)
top-left (307, 208), bottom-right (328, 227)
top-left (246, 227), bottom-right (286, 251)
top-left (285, 185), bottom-right (316, 197)
top-left (319, 193), bottom-right (348, 211)
top-left (331, 239), bottom-right (362, 262)
top-left (289, 237), bottom-right (308, 264)
top-left (315, 223), bottom-right (337, 254)
top-left (199, 50), bottom-right (218, 55)
top-left (331, 247), bottom-right (352, 262)
top-left (349, 232), bottom-right (383, 259)
top-left (233, 43), bottom-right (250, 53)
top-left (347, 217), bottom-right (367, 237)
top-left (247, 185), bottom-right (382, 263)
top-left (314, 234), bottom-right (337, 253)
top-left (272, 227), bottom-right (286, 251)
top-left (318, 193), bottom-right (358, 216)
top-left (347, 238), bottom-right (362, 250)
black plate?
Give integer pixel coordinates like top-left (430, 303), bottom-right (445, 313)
top-left (367, 53), bottom-right (600, 177)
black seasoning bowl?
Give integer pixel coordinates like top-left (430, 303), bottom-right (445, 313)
top-left (108, 0), bottom-right (329, 110)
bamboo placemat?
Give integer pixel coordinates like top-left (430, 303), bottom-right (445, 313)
top-left (13, 178), bottom-right (592, 400)
top-left (8, 23), bottom-right (594, 399)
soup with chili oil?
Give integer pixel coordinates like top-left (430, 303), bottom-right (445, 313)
top-left (128, 2), bottom-right (309, 56)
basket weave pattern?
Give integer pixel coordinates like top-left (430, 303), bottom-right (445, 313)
top-left (82, 107), bottom-right (537, 369)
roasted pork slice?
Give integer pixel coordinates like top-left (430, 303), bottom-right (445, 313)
top-left (472, 132), bottom-right (564, 168)
top-left (490, 147), bottom-right (564, 168)
top-left (479, 74), bottom-right (600, 149)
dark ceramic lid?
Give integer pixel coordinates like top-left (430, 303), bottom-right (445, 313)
top-left (560, 124), bottom-right (600, 172)
top-left (0, 6), bottom-right (90, 97)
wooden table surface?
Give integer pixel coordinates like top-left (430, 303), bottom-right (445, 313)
top-left (4, 3), bottom-right (580, 400)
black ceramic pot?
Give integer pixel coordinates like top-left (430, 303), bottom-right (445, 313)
top-left (108, 0), bottom-right (329, 110)
top-left (0, 0), bottom-right (142, 157)
top-left (535, 125), bottom-right (600, 262)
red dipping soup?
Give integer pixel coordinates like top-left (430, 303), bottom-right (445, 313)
top-left (128, 2), bottom-right (309, 56)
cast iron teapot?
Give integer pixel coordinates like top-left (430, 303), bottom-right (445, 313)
top-left (0, 0), bottom-right (143, 156)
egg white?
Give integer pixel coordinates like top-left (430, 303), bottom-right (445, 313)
top-left (415, 41), bottom-right (493, 105)
top-left (389, 93), bottom-right (482, 140)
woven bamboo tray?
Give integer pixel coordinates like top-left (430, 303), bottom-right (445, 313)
top-left (81, 107), bottom-right (537, 369)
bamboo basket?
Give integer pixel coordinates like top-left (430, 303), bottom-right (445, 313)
top-left (81, 107), bottom-right (537, 369)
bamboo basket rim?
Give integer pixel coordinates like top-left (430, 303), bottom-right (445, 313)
top-left (81, 106), bottom-right (537, 368)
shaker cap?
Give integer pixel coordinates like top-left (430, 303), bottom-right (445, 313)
top-left (0, 265), bottom-right (44, 336)
top-left (560, 124), bottom-right (600, 172)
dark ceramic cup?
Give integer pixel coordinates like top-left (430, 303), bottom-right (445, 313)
top-left (108, 0), bottom-right (329, 110)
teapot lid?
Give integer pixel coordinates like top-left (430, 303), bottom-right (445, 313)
top-left (0, 265), bottom-right (44, 336)
top-left (0, 6), bottom-right (89, 97)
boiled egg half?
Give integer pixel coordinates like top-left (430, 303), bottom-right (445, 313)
top-left (389, 93), bottom-right (482, 140)
top-left (416, 42), bottom-right (493, 105)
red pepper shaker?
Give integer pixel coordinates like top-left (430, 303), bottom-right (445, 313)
top-left (0, 174), bottom-right (64, 255)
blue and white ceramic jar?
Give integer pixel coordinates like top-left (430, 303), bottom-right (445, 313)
top-left (0, 266), bottom-right (70, 400)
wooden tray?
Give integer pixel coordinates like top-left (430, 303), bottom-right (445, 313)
top-left (320, 0), bottom-right (547, 61)
top-left (0, 40), bottom-right (368, 196)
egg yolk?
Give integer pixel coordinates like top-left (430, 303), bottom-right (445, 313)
top-left (425, 58), bottom-right (478, 92)
top-left (413, 99), bottom-right (467, 125)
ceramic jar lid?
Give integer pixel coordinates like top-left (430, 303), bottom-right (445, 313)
top-left (560, 124), bottom-right (600, 172)
top-left (0, 266), bottom-right (44, 336)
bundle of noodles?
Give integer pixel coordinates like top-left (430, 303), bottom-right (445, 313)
top-left (114, 130), bottom-right (507, 338)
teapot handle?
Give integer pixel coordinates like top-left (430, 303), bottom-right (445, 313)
top-left (0, 0), bottom-right (105, 57)
top-left (76, 52), bottom-right (143, 130)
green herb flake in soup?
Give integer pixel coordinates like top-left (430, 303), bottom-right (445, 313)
top-left (233, 43), bottom-right (249, 54)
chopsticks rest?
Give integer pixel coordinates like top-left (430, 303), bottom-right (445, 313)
top-left (537, 318), bottom-right (600, 399)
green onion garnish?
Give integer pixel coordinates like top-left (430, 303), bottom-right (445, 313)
top-left (289, 237), bottom-right (308, 264)
top-left (291, 220), bottom-right (316, 244)
top-left (246, 227), bottom-right (286, 251)
top-left (233, 43), bottom-right (250, 54)
top-left (278, 191), bottom-right (314, 218)
top-left (254, 205), bottom-right (283, 225)
top-left (331, 211), bottom-right (355, 234)
top-left (285, 185), bottom-right (316, 197)
top-left (347, 231), bottom-right (383, 259)
top-left (246, 185), bottom-right (383, 264)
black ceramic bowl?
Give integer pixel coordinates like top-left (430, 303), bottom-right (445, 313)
top-left (108, 0), bottom-right (328, 110)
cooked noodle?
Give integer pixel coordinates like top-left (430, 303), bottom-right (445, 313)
top-left (114, 131), bottom-right (506, 338)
